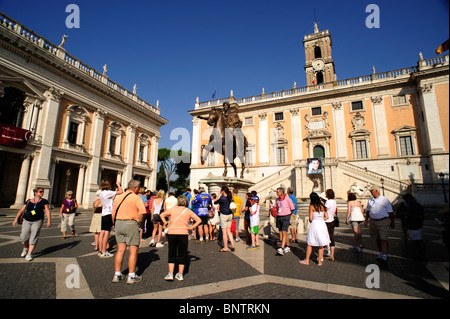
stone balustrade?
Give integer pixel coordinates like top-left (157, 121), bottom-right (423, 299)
top-left (195, 55), bottom-right (448, 110)
top-left (0, 11), bottom-right (160, 115)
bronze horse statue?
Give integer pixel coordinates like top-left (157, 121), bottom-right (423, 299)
top-left (199, 107), bottom-right (248, 178)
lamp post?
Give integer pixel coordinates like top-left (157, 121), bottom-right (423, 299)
top-left (380, 178), bottom-right (385, 196)
top-left (439, 172), bottom-right (448, 203)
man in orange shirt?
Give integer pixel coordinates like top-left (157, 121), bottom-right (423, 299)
top-left (111, 180), bottom-right (146, 284)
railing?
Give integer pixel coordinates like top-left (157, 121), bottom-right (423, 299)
top-left (196, 56), bottom-right (447, 110)
top-left (0, 11), bottom-right (160, 115)
top-left (337, 160), bottom-right (410, 192)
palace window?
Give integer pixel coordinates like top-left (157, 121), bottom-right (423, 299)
top-left (313, 145), bottom-right (325, 158)
top-left (392, 94), bottom-right (407, 106)
top-left (63, 105), bottom-right (88, 149)
top-left (244, 117), bottom-right (254, 126)
top-left (0, 87), bottom-right (25, 127)
top-left (355, 140), bottom-right (368, 159)
top-left (399, 136), bottom-right (413, 156)
top-left (276, 146), bottom-right (286, 164)
top-left (392, 126), bottom-right (417, 157)
top-left (68, 122), bottom-right (79, 144)
top-left (245, 149), bottom-right (253, 166)
top-left (311, 107), bottom-right (322, 116)
top-left (351, 101), bottom-right (364, 112)
top-left (137, 133), bottom-right (150, 165)
top-left (109, 136), bottom-right (117, 155)
top-left (274, 112), bottom-right (284, 121)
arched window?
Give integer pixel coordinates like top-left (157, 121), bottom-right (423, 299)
top-left (316, 71), bottom-right (324, 84)
top-left (313, 145), bottom-right (325, 158)
top-left (314, 46), bottom-right (322, 59)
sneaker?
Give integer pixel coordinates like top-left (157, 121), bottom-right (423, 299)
top-left (175, 273), bottom-right (184, 281)
top-left (246, 245), bottom-right (257, 250)
top-left (25, 254), bottom-right (33, 261)
top-left (277, 248), bottom-right (284, 255)
top-left (21, 248), bottom-right (28, 257)
top-left (165, 273), bottom-right (174, 281)
top-left (235, 238), bottom-right (240, 242)
top-left (149, 239), bottom-right (156, 247)
top-left (284, 247), bottom-right (291, 253)
top-left (112, 274), bottom-right (125, 283)
top-left (156, 242), bottom-right (164, 248)
top-left (126, 275), bottom-right (142, 284)
top-left (100, 251), bottom-right (114, 258)
top-left (381, 254), bottom-right (388, 262)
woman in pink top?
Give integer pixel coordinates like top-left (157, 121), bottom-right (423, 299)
top-left (160, 195), bottom-right (201, 281)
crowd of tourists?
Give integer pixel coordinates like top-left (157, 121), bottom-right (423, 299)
top-left (12, 179), bottom-right (436, 284)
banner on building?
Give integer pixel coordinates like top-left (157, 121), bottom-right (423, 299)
top-left (0, 123), bottom-right (31, 148)
top-left (307, 157), bottom-right (323, 174)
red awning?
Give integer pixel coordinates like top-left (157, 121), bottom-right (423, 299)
top-left (0, 123), bottom-right (32, 148)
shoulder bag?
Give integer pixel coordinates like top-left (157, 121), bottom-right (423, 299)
top-left (113, 192), bottom-right (132, 226)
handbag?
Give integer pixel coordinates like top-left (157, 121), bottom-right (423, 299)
top-left (230, 219), bottom-right (236, 233)
top-left (270, 206), bottom-right (278, 218)
top-left (334, 207), bottom-right (340, 227)
top-left (230, 201), bottom-right (237, 214)
top-left (208, 206), bottom-right (215, 218)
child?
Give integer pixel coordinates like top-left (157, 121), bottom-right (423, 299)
top-left (247, 195), bottom-right (260, 250)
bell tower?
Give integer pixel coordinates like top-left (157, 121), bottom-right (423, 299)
top-left (303, 22), bottom-right (336, 86)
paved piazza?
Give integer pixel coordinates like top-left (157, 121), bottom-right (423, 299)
top-left (0, 207), bottom-right (448, 303)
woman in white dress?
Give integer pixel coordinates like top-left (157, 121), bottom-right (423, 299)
top-left (299, 193), bottom-right (330, 266)
top-left (345, 192), bottom-right (365, 251)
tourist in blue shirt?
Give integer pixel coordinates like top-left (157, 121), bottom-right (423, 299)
top-left (288, 187), bottom-right (299, 243)
top-left (191, 187), bottom-right (212, 243)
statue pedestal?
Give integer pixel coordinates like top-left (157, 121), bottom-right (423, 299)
top-left (199, 175), bottom-right (255, 200)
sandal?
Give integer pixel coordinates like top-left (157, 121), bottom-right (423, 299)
top-left (218, 248), bottom-right (229, 252)
top-left (230, 247), bottom-right (235, 252)
top-left (299, 260), bottom-right (309, 265)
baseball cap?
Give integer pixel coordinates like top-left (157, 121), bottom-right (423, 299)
top-left (251, 196), bottom-right (259, 201)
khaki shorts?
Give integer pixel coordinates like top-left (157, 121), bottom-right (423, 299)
top-left (289, 214), bottom-right (298, 229)
top-left (115, 220), bottom-right (140, 246)
top-left (369, 218), bottom-right (390, 241)
top-left (220, 214), bottom-right (233, 229)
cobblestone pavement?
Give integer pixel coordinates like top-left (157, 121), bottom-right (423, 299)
top-left (0, 206), bottom-right (448, 305)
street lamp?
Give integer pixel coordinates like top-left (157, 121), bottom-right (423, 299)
top-left (439, 172), bottom-right (448, 203)
top-left (380, 178), bottom-right (385, 196)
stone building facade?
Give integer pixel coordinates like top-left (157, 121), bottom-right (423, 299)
top-left (189, 24), bottom-right (449, 207)
top-left (0, 12), bottom-right (167, 208)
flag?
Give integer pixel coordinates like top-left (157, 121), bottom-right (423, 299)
top-left (212, 88), bottom-right (216, 99)
top-left (435, 39), bottom-right (449, 55)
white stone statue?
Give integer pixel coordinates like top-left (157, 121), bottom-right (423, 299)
top-left (349, 182), bottom-right (372, 198)
top-left (133, 84), bottom-right (137, 94)
top-left (103, 64), bottom-right (107, 75)
top-left (58, 35), bottom-right (68, 48)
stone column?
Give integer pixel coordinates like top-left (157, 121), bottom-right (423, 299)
top-left (10, 154), bottom-right (34, 209)
top-left (76, 164), bottom-right (86, 205)
top-left (419, 83), bottom-right (445, 153)
top-left (332, 102), bottom-right (347, 158)
top-left (123, 124), bottom-right (137, 184)
top-left (191, 118), bottom-right (200, 166)
top-left (33, 87), bottom-right (63, 191)
top-left (290, 108), bottom-right (303, 161)
top-left (370, 96), bottom-right (390, 157)
top-left (258, 113), bottom-right (269, 164)
top-left (84, 108), bottom-right (106, 205)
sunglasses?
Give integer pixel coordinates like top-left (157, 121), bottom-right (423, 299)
top-left (38, 190), bottom-right (44, 193)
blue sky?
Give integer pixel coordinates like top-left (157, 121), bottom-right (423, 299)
top-left (1, 0), bottom-right (448, 151)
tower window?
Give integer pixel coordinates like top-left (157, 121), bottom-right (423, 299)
top-left (316, 72), bottom-right (324, 84)
top-left (314, 46), bottom-right (322, 59)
